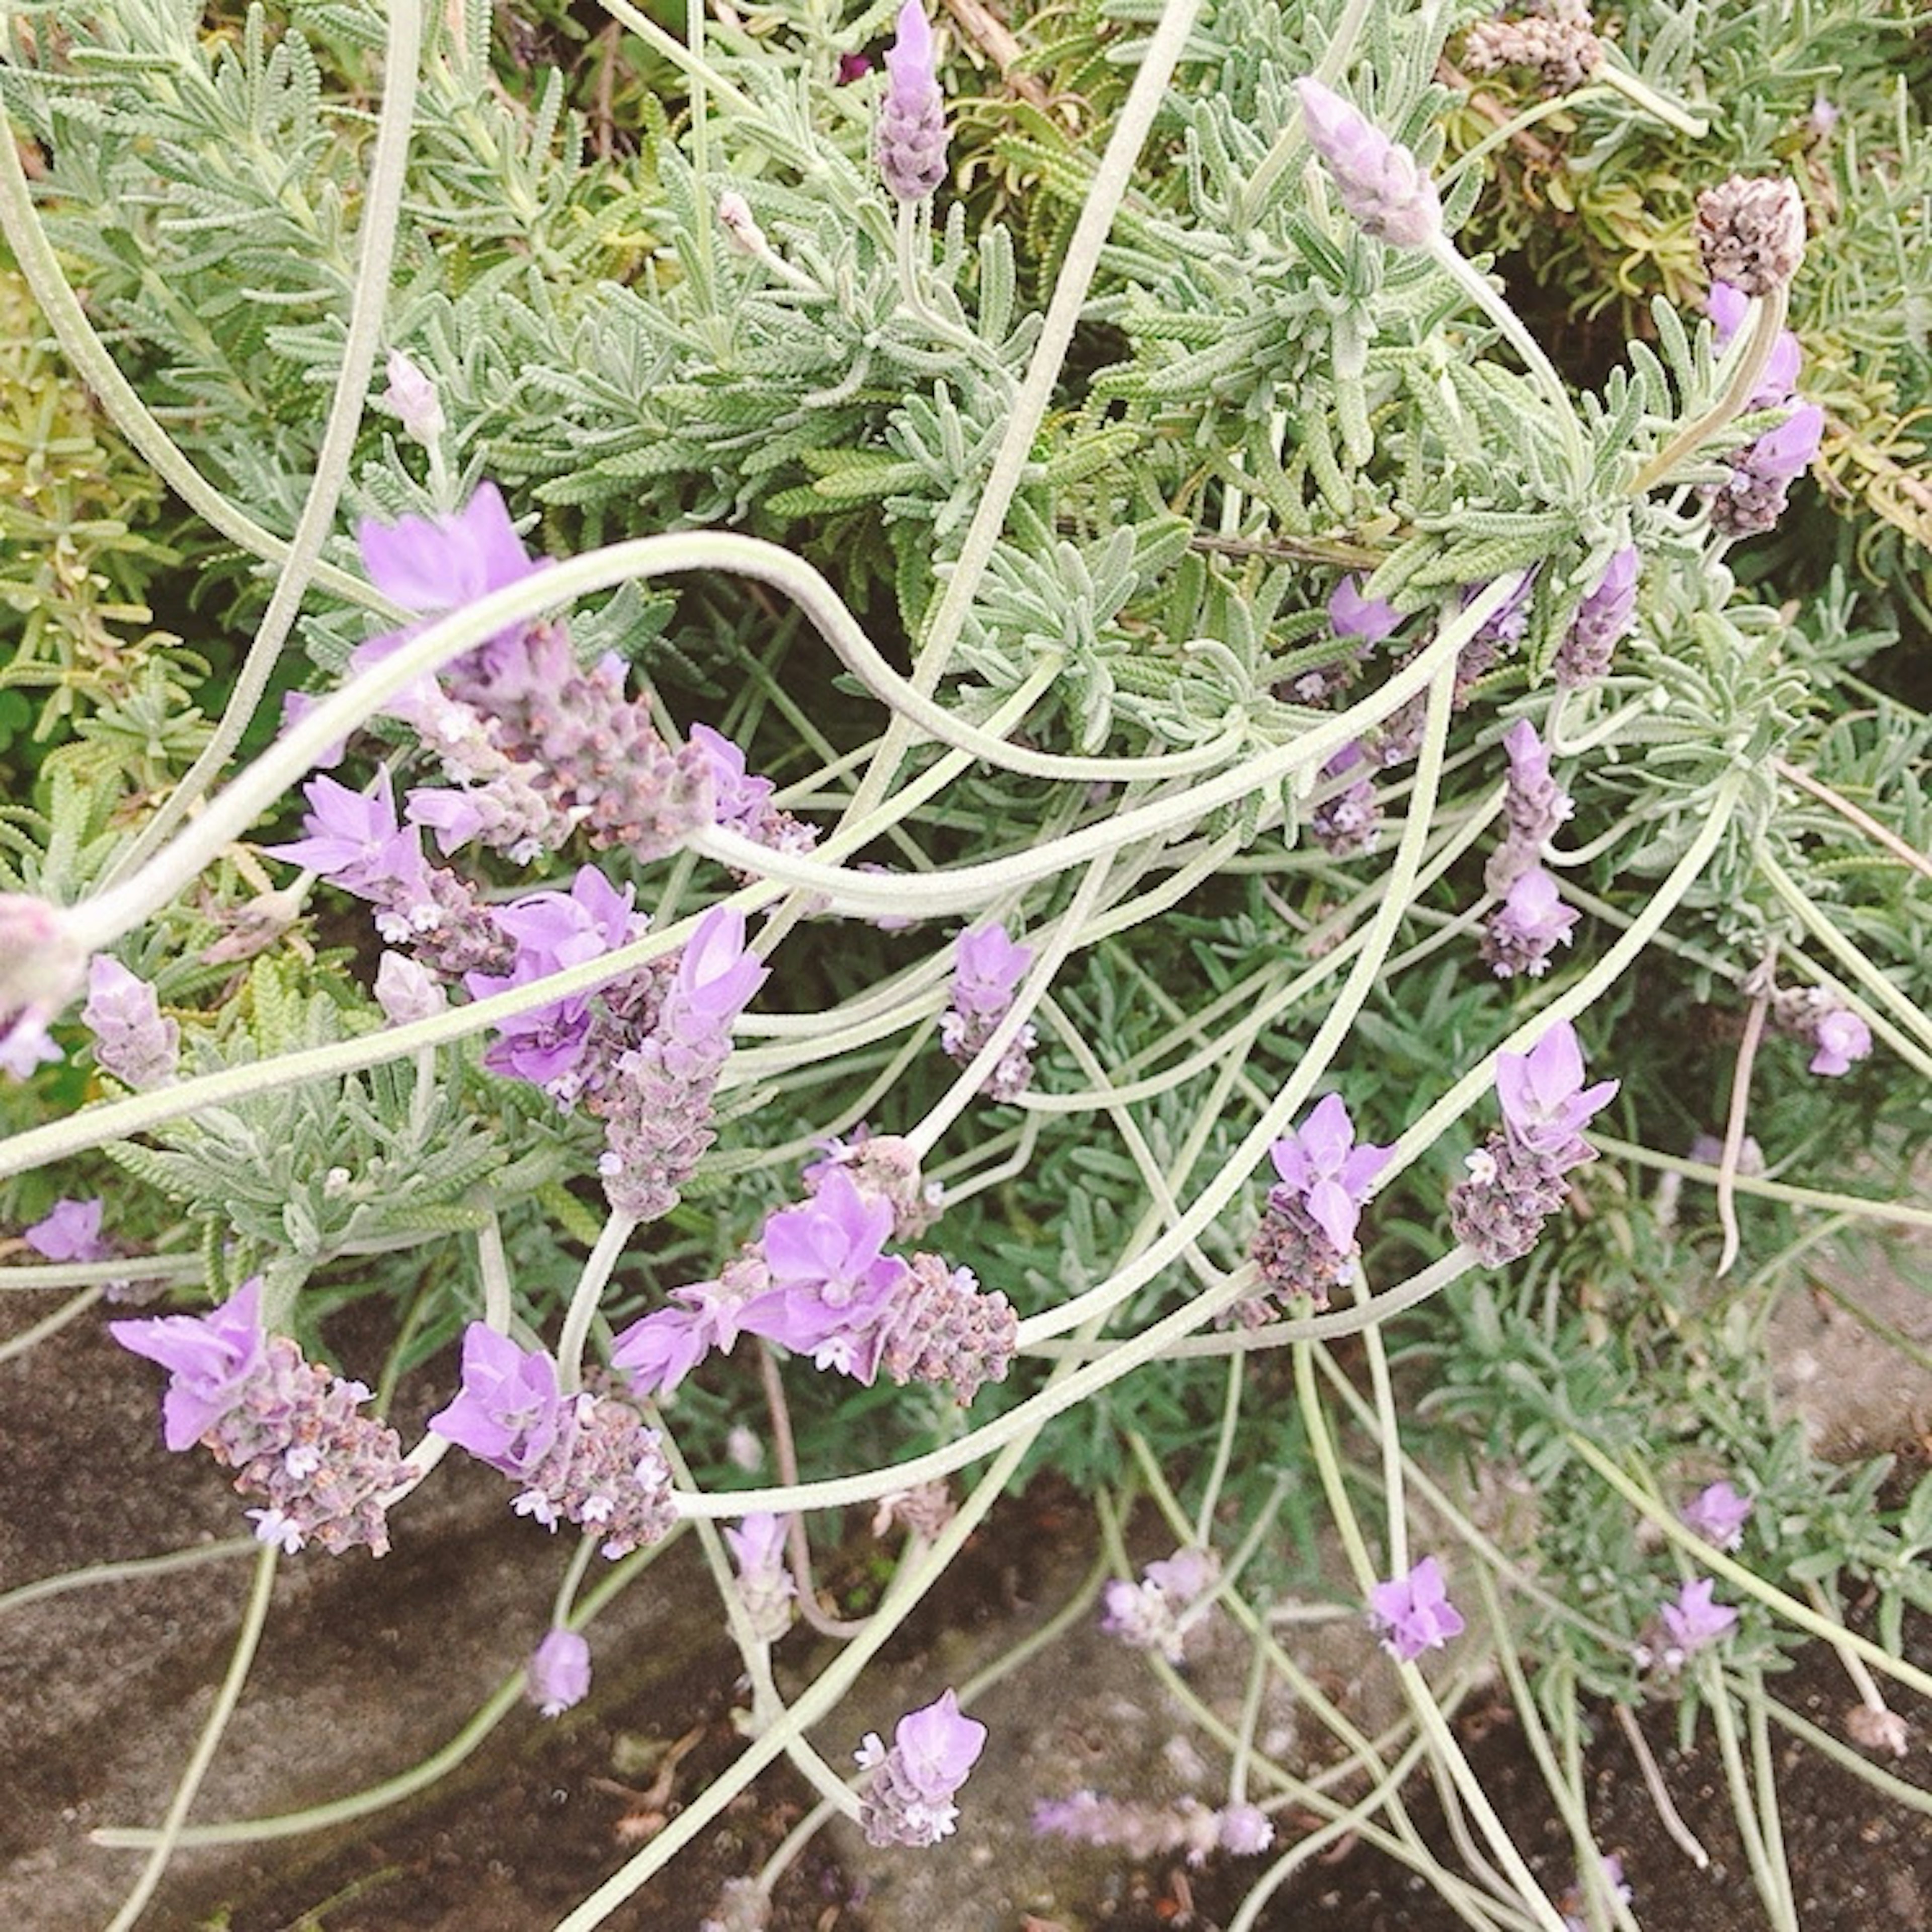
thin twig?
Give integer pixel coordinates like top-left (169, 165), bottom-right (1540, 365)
top-left (1774, 757), bottom-right (1932, 886)
top-left (1612, 1702), bottom-right (1710, 1871)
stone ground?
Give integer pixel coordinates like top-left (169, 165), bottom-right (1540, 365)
top-left (2, 1237), bottom-right (1929, 1931)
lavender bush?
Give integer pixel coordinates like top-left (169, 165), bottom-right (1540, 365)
top-left (3, 0), bottom-right (1929, 1926)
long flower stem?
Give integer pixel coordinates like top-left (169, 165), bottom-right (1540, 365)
top-left (555, 1211), bottom-right (638, 1392)
top-left (103, 1546), bottom-right (279, 1932)
top-left (1630, 285), bottom-right (1790, 496)
top-left (100, 0), bottom-right (426, 890)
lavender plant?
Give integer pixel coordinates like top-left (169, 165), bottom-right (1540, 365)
top-left (3, 0), bottom-right (1930, 1926)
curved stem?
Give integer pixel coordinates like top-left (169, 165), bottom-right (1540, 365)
top-left (100, 0), bottom-right (425, 889)
top-left (103, 1545), bottom-right (279, 1931)
top-left (555, 1211), bottom-right (637, 1392)
top-left (0, 100), bottom-right (396, 616)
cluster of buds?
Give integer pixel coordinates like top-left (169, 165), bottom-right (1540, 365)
top-left (1463, 7), bottom-right (1604, 94)
top-left (1553, 546), bottom-right (1640, 688)
top-left (1295, 78), bottom-right (1442, 251)
top-left (1309, 740), bottom-right (1381, 856)
top-left (854, 1690), bottom-right (986, 1847)
top-left (81, 956), bottom-right (180, 1089)
top-left (1766, 981), bottom-right (1872, 1077)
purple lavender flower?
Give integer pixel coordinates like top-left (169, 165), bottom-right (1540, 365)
top-left (1101, 1546), bottom-right (1220, 1663)
top-left (1485, 720), bottom-right (1573, 896)
top-left (1808, 1005), bottom-right (1872, 1076)
top-left (745, 1169), bottom-right (910, 1371)
top-left (1743, 401), bottom-right (1825, 484)
top-left (1295, 79), bottom-right (1442, 249)
top-left (837, 50), bottom-right (873, 84)
top-left (688, 726), bottom-right (817, 860)
top-left (431, 1326), bottom-right (674, 1556)
top-left (802, 1127), bottom-right (942, 1240)
top-left (358, 482), bottom-right (539, 620)
top-left (1328, 574), bottom-right (1401, 645)
top-left (610, 1298), bottom-right (720, 1398)
top-left (1481, 865), bottom-right (1579, 978)
top-left (1496, 1020), bottom-right (1619, 1162)
top-left (855, 1688), bottom-right (987, 1848)
top-left (426, 1323), bottom-right (569, 1479)
top-left (113, 1280), bottom-right (404, 1551)
top-left (725, 1512), bottom-right (797, 1641)
top-left (1, 893), bottom-right (86, 1075)
top-left (1555, 545), bottom-right (1640, 688)
top-left (25, 1197), bottom-right (109, 1262)
top-left (595, 906), bottom-right (767, 1219)
top-left (876, 1), bottom-right (947, 202)
top-left (1559, 1854), bottom-right (1633, 1932)
top-left (109, 1278), bottom-right (268, 1452)
top-left (1681, 1481), bottom-right (1753, 1552)
top-left (527, 1627), bottom-right (592, 1717)
top-left (82, 955), bottom-right (179, 1089)
top-left (940, 922), bottom-right (1037, 1100)
top-left (1269, 1094), bottom-right (1392, 1253)
top-left (1311, 740), bottom-right (1381, 857)
top-left (1369, 1555), bottom-right (1465, 1662)
top-left (1658, 1577), bottom-right (1738, 1662)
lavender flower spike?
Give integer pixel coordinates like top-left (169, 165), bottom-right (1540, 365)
top-left (82, 955), bottom-right (180, 1088)
top-left (527, 1628), bottom-right (592, 1717)
top-left (940, 921), bottom-right (1037, 1101)
top-left (1295, 79), bottom-right (1442, 250)
top-left (1555, 545), bottom-right (1640, 688)
top-left (1369, 1555), bottom-right (1466, 1662)
top-left (876, 2), bottom-right (948, 202)
top-left (725, 1512), bottom-right (797, 1641)
top-left (856, 1689), bottom-right (987, 1847)
top-left (1481, 866), bottom-right (1579, 979)
top-left (426, 1323), bottom-right (569, 1479)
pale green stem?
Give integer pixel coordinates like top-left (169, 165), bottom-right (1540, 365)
top-left (594, 0), bottom-right (758, 113)
top-left (1570, 1434), bottom-right (1932, 1704)
top-left (0, 1538), bottom-right (255, 1616)
top-left (1352, 1268), bottom-right (1410, 1578)
top-left (0, 1286), bottom-right (103, 1362)
top-left (0, 1253), bottom-right (201, 1291)
top-left (1800, 1580), bottom-right (1897, 1723)
top-left (1702, 1663), bottom-right (1795, 1931)
top-left (1426, 237), bottom-right (1589, 488)
top-left (1593, 1132), bottom-right (1932, 1232)
top-left (0, 96), bottom-right (396, 616)
top-left (1194, 1355), bottom-right (1246, 1546)
top-left (685, 0), bottom-right (716, 312)
top-left (102, 1545), bottom-right (279, 1932)
top-left (1747, 1683), bottom-right (1799, 1932)
top-left (548, 1532), bottom-right (602, 1631)
top-left (555, 1211), bottom-right (637, 1392)
top-left (841, 0), bottom-right (1213, 824)
top-left (1594, 58), bottom-right (1708, 138)
top-left (1629, 285), bottom-right (1791, 496)
top-left (101, 0), bottom-right (425, 889)
top-left (1715, 963), bottom-right (1772, 1275)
